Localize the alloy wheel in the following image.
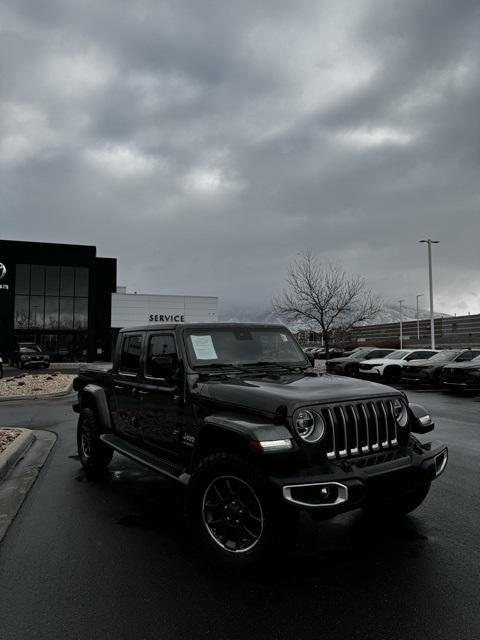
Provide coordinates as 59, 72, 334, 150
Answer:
202, 475, 264, 553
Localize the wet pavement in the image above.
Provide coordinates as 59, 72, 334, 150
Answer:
0, 389, 479, 639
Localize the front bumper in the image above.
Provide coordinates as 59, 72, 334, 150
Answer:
21, 359, 49, 367
442, 376, 480, 391
358, 369, 383, 380
402, 370, 433, 384
269, 440, 447, 516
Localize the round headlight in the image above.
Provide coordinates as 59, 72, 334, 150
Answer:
294, 410, 325, 443
392, 398, 408, 427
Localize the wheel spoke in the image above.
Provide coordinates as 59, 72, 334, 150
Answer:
225, 478, 235, 497
212, 484, 225, 502
240, 523, 256, 540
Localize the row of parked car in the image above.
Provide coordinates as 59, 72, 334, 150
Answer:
314, 345, 480, 391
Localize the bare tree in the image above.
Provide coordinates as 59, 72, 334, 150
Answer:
273, 251, 383, 354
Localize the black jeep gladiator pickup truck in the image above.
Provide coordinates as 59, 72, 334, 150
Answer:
73, 323, 448, 566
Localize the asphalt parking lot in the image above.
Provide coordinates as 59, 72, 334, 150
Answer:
0, 388, 479, 640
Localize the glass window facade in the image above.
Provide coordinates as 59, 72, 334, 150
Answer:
13, 263, 89, 330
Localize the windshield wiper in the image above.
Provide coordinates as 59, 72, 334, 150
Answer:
195, 362, 250, 374
241, 361, 306, 372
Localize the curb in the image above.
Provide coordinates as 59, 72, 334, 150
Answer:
0, 380, 75, 404
0, 429, 35, 481
0, 430, 57, 544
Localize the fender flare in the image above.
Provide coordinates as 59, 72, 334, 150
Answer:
80, 384, 112, 432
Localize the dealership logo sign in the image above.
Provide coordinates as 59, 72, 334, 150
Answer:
0, 263, 8, 290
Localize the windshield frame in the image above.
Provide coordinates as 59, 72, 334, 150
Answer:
182, 326, 309, 370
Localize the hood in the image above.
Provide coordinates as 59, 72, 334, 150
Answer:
192, 373, 399, 416
360, 357, 395, 366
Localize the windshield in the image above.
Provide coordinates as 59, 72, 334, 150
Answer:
428, 350, 462, 362
185, 327, 308, 367
19, 344, 41, 353
385, 350, 410, 360
347, 348, 371, 359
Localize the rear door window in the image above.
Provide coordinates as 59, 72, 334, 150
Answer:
119, 334, 143, 374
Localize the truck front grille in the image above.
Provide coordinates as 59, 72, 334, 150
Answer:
318, 399, 400, 460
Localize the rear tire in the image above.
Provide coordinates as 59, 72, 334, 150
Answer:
188, 453, 298, 568
362, 482, 431, 518
77, 407, 113, 471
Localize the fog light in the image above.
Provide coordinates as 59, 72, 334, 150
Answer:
435, 450, 448, 477
282, 482, 348, 507
419, 415, 432, 426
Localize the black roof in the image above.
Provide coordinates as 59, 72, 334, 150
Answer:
119, 322, 287, 333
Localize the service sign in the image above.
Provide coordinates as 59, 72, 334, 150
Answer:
148, 314, 185, 322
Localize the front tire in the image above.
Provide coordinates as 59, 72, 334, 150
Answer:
188, 453, 298, 568
77, 407, 113, 471
362, 482, 431, 518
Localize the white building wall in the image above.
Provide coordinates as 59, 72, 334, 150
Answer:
111, 293, 218, 328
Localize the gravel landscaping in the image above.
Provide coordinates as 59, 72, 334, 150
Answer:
0, 429, 20, 454
0, 373, 74, 398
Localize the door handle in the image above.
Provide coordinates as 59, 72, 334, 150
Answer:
114, 385, 123, 391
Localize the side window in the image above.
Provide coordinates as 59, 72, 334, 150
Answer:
119, 334, 142, 374
146, 334, 177, 378
456, 351, 473, 362
413, 351, 434, 360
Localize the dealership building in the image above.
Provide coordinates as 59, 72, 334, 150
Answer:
0, 239, 218, 362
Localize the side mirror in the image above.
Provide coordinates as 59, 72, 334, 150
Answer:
409, 402, 434, 433
150, 355, 176, 379
307, 353, 315, 366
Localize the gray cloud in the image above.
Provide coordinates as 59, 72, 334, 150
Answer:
1, 0, 480, 317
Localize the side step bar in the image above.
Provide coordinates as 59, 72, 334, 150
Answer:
100, 434, 190, 485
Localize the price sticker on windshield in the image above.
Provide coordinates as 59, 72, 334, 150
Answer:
190, 335, 218, 360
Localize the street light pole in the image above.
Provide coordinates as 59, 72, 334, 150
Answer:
416, 293, 424, 341
398, 299, 404, 349
419, 239, 440, 350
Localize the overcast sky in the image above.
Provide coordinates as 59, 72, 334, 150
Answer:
2, 0, 480, 316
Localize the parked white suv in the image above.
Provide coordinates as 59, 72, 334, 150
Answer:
358, 349, 437, 384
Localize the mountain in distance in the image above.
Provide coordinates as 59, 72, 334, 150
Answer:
218, 302, 450, 329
